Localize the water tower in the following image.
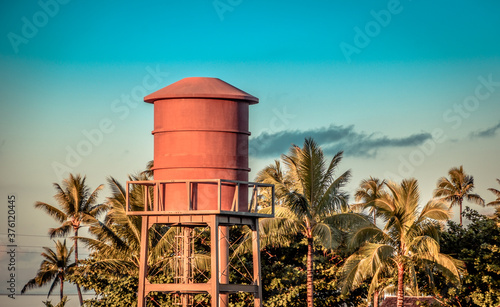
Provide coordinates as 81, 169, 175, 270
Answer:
126, 77, 274, 307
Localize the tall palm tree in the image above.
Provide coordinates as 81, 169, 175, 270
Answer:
256, 137, 355, 307
22, 240, 75, 301
342, 178, 464, 307
353, 177, 387, 307
34, 174, 106, 305
486, 178, 500, 207
433, 165, 484, 225
354, 177, 386, 224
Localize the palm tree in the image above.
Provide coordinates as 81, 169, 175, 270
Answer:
354, 177, 386, 224
22, 240, 75, 301
79, 174, 210, 282
341, 178, 464, 307
486, 178, 500, 207
256, 137, 354, 307
433, 165, 485, 225
80, 174, 167, 275
353, 177, 387, 307
34, 174, 106, 305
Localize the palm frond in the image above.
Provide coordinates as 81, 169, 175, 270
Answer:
426, 253, 465, 285
83, 183, 104, 211
82, 257, 137, 276
52, 182, 72, 213
341, 254, 366, 294
21, 277, 40, 294
142, 160, 154, 178
316, 169, 351, 216
312, 222, 341, 250
285, 191, 312, 220
34, 202, 67, 223
341, 243, 394, 293
46, 276, 61, 298
407, 235, 440, 259
486, 180, 500, 206
324, 212, 372, 231
417, 199, 451, 222
349, 225, 388, 250
78, 236, 130, 259
466, 193, 485, 206
487, 178, 500, 202
258, 206, 303, 249
49, 223, 72, 239
255, 160, 291, 200
322, 151, 345, 190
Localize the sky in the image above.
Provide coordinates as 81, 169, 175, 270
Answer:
1, 0, 500, 306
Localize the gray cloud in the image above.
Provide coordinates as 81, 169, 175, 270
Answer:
470, 121, 500, 139
249, 124, 432, 158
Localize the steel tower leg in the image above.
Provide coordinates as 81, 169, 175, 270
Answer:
253, 219, 262, 307
138, 216, 149, 307
210, 216, 220, 307
219, 226, 229, 307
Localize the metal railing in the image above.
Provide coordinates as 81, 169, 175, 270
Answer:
125, 179, 274, 217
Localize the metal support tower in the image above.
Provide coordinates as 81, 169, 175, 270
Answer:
127, 179, 274, 307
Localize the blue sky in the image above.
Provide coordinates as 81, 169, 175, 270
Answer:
1, 0, 500, 305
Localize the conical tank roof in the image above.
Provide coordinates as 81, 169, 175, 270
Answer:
144, 77, 259, 104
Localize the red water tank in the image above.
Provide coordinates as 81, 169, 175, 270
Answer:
144, 77, 258, 212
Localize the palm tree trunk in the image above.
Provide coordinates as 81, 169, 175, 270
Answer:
397, 262, 404, 307
307, 236, 314, 307
459, 198, 463, 226
373, 290, 379, 307
60, 275, 64, 301
74, 228, 83, 306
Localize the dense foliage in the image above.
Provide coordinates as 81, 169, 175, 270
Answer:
342, 178, 463, 307
437, 207, 500, 307
256, 138, 356, 307
259, 236, 367, 307
24, 140, 500, 307
212, 233, 367, 307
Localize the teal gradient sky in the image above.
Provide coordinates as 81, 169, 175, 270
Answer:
1, 1, 500, 305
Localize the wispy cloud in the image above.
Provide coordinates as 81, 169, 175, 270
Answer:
470, 121, 500, 139
249, 124, 432, 158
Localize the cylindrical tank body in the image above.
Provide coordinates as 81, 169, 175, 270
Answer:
145, 77, 258, 211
